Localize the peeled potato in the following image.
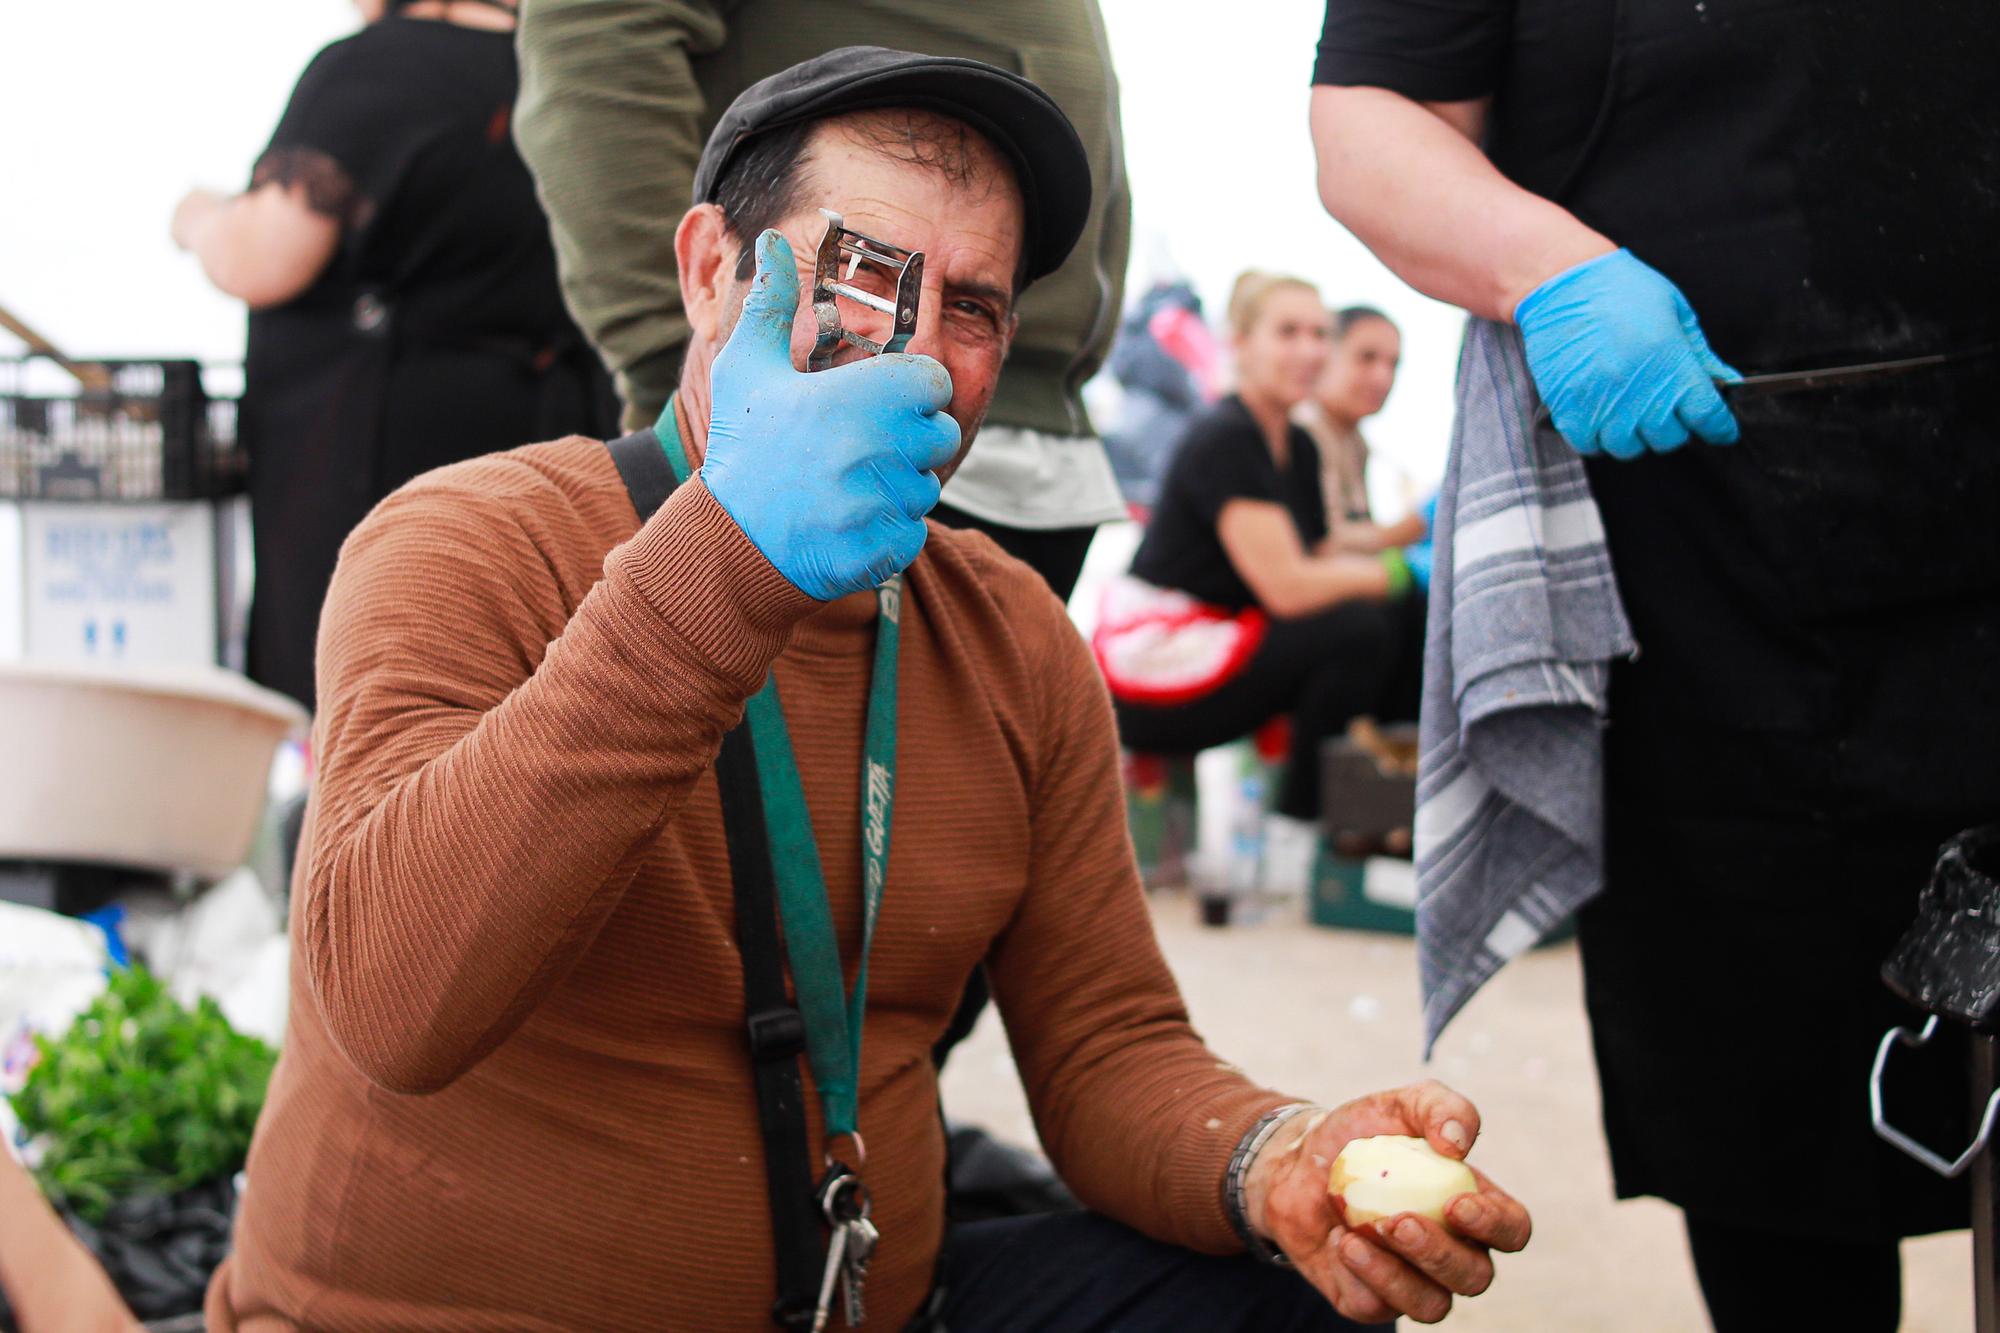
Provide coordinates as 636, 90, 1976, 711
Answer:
1327, 1134, 1477, 1229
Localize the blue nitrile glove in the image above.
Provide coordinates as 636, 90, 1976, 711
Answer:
1515, 248, 1741, 460
1403, 541, 1433, 593
700, 229, 960, 600
1399, 494, 1437, 591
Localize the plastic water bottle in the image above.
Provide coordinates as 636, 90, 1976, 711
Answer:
1196, 750, 1268, 928
1229, 769, 1266, 896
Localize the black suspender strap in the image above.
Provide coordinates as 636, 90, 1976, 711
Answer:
603, 431, 821, 1329
717, 723, 821, 1329
605, 427, 680, 527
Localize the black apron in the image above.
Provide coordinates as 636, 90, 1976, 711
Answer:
1502, 0, 2000, 1235
242, 19, 619, 713
243, 261, 617, 714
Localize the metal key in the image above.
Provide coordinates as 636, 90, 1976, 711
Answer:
812, 1169, 870, 1331
840, 1215, 879, 1327
811, 1221, 849, 1333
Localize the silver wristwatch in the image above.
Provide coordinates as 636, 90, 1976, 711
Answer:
1223, 1103, 1315, 1267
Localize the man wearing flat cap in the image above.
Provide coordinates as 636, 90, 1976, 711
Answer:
207, 50, 1530, 1332
514, 0, 1134, 604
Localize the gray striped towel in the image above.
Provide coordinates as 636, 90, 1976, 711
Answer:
1413, 318, 1635, 1054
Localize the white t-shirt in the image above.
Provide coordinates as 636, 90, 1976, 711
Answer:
942, 427, 1129, 530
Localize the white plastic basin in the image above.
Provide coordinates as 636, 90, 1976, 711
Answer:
0, 661, 307, 878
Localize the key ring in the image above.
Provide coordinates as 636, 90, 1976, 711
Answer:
825, 1131, 867, 1173
814, 1163, 872, 1229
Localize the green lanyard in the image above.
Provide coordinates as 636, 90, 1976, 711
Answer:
656, 403, 898, 1151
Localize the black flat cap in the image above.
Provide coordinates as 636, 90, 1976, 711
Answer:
691, 45, 1093, 287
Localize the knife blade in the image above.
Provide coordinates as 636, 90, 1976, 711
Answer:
1530, 344, 1994, 426
1724, 348, 1989, 398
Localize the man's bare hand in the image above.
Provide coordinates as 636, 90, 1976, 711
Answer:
1242, 1082, 1531, 1325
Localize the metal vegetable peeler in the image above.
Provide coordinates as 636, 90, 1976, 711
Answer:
808, 209, 925, 371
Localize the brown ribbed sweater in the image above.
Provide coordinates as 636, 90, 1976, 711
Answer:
206, 436, 1291, 1331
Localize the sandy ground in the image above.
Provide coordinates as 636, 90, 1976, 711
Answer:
938, 892, 1975, 1332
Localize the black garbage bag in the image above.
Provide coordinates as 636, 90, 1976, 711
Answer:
76, 1174, 235, 1319
0, 1174, 236, 1329
1884, 824, 2000, 1030
944, 1123, 1078, 1224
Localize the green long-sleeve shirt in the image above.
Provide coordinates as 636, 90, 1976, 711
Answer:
515, 0, 1131, 437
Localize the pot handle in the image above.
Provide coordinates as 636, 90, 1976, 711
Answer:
1870, 1015, 2000, 1178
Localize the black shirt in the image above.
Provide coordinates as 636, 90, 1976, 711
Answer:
1314, 0, 2000, 372
1130, 396, 1328, 612
242, 17, 615, 710
251, 17, 581, 351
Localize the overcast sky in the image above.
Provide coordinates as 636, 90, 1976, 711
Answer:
0, 0, 1460, 499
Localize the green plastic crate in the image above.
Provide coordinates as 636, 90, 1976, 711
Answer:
1124, 752, 1199, 889
1309, 851, 1577, 945
1308, 852, 1417, 935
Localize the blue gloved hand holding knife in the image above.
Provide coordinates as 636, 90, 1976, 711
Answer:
1515, 247, 1741, 460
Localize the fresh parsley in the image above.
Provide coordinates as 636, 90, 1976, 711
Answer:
8, 966, 276, 1222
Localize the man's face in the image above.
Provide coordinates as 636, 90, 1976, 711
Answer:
712, 118, 1026, 481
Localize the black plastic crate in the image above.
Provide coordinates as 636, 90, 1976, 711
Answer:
0, 357, 245, 501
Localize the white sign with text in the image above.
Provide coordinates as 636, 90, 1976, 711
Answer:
18, 502, 217, 665
0, 505, 22, 659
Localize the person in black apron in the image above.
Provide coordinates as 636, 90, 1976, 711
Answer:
1310, 2, 2000, 1327
176, 0, 618, 713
